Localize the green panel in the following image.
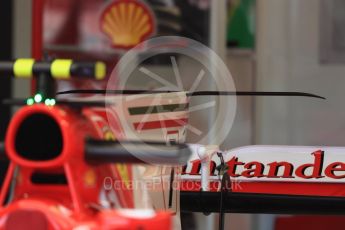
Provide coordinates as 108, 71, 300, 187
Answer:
227, 0, 255, 49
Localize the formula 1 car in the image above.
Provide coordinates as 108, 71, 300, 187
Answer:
0, 59, 192, 229
0, 58, 340, 230
61, 87, 344, 230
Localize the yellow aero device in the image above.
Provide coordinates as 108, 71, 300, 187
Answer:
50, 59, 73, 79
13, 59, 35, 78
0, 59, 106, 80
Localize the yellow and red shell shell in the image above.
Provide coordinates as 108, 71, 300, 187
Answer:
100, 0, 156, 49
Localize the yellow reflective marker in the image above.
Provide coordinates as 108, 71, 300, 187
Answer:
95, 61, 106, 80
51, 59, 72, 79
13, 59, 35, 78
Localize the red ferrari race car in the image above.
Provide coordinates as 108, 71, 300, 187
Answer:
0, 59, 192, 229
0, 58, 341, 230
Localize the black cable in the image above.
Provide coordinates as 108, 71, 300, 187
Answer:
217, 152, 231, 230
56, 89, 325, 99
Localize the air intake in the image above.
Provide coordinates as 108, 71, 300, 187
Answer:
15, 113, 63, 161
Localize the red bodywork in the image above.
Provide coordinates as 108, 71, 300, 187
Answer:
0, 104, 172, 229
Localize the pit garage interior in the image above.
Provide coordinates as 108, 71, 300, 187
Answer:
1, 0, 345, 229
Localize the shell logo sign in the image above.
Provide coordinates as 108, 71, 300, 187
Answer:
100, 0, 156, 49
